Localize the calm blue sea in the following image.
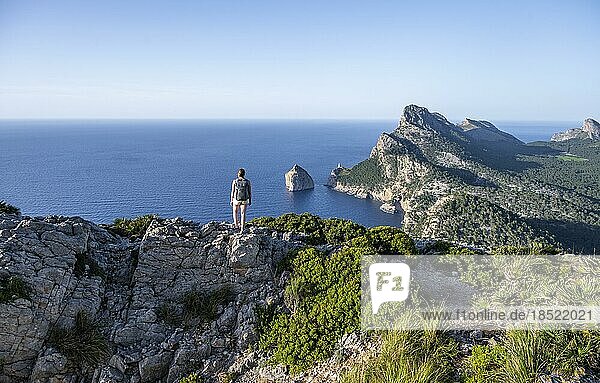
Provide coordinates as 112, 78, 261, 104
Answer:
0, 119, 577, 227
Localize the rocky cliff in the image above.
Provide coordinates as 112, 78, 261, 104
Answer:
328, 105, 600, 251
285, 165, 314, 192
458, 118, 524, 145
551, 118, 600, 141
0, 213, 300, 383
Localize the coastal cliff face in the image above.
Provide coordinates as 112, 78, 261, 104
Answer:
551, 118, 600, 141
329, 105, 600, 251
0, 213, 299, 383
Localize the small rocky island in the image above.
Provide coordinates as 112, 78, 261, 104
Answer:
285, 164, 314, 191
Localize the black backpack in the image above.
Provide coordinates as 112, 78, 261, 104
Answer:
234, 179, 250, 201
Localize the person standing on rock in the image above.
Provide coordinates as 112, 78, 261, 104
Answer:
231, 168, 252, 233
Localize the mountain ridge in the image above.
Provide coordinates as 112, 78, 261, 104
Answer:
330, 105, 600, 252
551, 118, 600, 142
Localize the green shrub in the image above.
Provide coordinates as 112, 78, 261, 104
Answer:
157, 286, 234, 328
342, 329, 458, 383
249, 213, 322, 243
182, 286, 233, 325
47, 310, 110, 368
178, 372, 200, 383
259, 246, 365, 372
423, 240, 480, 255
256, 301, 280, 336
110, 214, 159, 238
256, 219, 416, 372
0, 200, 20, 215
492, 243, 561, 255
249, 213, 366, 245
350, 226, 416, 255
0, 275, 31, 303
156, 301, 181, 327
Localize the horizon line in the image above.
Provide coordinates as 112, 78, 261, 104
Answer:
0, 117, 584, 124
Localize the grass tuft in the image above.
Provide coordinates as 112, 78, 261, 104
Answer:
157, 285, 234, 328
47, 310, 110, 368
464, 329, 600, 383
342, 329, 458, 383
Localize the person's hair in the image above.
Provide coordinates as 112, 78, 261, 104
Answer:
237, 168, 245, 178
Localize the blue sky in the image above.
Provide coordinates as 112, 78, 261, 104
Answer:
0, 0, 598, 120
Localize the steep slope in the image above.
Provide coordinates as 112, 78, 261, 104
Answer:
551, 118, 600, 141
329, 105, 600, 251
458, 118, 524, 145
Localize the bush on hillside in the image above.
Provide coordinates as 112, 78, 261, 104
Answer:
259, 246, 365, 371
350, 226, 417, 255
110, 214, 160, 238
156, 285, 234, 328
342, 329, 458, 383
249, 213, 366, 245
0, 201, 20, 215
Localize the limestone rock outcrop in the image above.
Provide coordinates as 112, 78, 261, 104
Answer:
379, 202, 397, 214
458, 118, 523, 145
551, 118, 600, 141
285, 164, 314, 192
0, 214, 300, 383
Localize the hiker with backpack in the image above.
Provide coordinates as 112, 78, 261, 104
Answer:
231, 168, 252, 233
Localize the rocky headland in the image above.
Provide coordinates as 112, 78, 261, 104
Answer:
551, 118, 600, 142
327, 105, 600, 252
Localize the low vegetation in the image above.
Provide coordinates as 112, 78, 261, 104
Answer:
110, 214, 160, 238
177, 372, 200, 383
47, 310, 110, 368
257, 214, 416, 372
250, 212, 367, 245
336, 157, 386, 187
418, 193, 555, 250
259, 246, 364, 371
465, 330, 600, 383
343, 329, 458, 383
157, 285, 234, 328
253, 213, 598, 381
0, 274, 31, 303
0, 200, 20, 215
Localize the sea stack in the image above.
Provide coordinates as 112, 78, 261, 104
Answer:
285, 164, 314, 191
